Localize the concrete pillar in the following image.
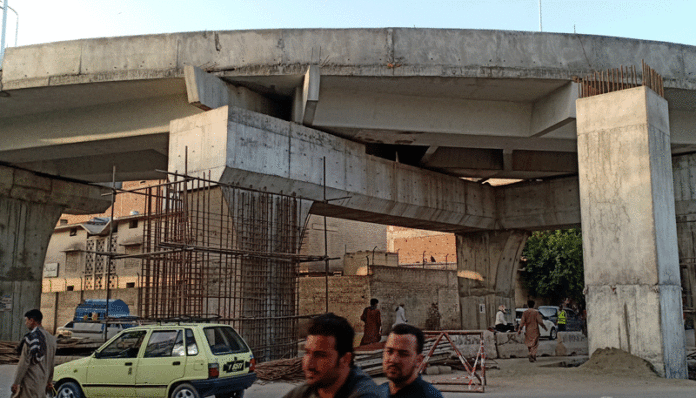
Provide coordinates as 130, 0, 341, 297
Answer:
0, 165, 110, 341
672, 152, 696, 330
576, 86, 687, 378
456, 230, 529, 330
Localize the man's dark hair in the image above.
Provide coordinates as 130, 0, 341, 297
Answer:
370, 298, 379, 306
527, 300, 535, 308
308, 313, 354, 358
24, 309, 43, 324
391, 323, 425, 354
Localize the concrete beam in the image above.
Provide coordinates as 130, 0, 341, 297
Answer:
302, 65, 320, 125
183, 65, 279, 115
496, 177, 582, 230
169, 106, 497, 233
530, 82, 578, 137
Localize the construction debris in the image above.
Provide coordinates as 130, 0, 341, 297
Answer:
255, 357, 304, 382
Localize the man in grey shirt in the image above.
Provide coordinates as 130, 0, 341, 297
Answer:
12, 309, 56, 398
284, 313, 379, 398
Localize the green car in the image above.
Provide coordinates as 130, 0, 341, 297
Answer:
53, 323, 256, 398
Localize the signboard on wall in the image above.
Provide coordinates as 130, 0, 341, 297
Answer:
43, 263, 59, 278
0, 294, 12, 312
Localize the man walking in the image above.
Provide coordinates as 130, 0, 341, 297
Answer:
284, 313, 380, 398
11, 309, 57, 398
380, 324, 443, 397
392, 304, 407, 329
517, 300, 547, 362
360, 299, 382, 346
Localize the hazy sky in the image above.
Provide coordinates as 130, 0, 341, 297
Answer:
1, 0, 695, 48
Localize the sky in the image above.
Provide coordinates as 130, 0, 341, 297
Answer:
0, 0, 695, 49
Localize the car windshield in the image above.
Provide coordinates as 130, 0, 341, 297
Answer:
98, 330, 147, 359
538, 308, 557, 318
204, 326, 248, 355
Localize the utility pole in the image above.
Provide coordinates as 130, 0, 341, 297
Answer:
539, 0, 542, 32
1, 0, 8, 62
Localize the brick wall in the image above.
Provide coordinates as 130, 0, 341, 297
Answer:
387, 227, 456, 265
371, 266, 460, 331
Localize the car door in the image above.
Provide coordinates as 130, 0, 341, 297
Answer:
135, 329, 187, 398
83, 329, 147, 398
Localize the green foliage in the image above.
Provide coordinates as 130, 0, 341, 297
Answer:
521, 229, 584, 305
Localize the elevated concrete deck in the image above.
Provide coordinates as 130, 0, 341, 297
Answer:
2, 29, 696, 182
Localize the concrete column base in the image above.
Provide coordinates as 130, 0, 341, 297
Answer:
586, 284, 685, 376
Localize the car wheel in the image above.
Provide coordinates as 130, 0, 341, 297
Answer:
550, 327, 557, 340
57, 382, 84, 398
171, 383, 201, 398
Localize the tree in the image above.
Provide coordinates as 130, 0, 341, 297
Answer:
521, 229, 584, 305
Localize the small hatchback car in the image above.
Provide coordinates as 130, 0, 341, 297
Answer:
53, 323, 256, 398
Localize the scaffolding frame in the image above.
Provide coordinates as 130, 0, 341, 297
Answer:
105, 171, 321, 361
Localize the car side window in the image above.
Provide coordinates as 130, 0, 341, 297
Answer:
185, 329, 199, 356
98, 330, 147, 359
144, 330, 185, 358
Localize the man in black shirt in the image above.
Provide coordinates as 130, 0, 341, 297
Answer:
283, 313, 379, 398
379, 324, 443, 398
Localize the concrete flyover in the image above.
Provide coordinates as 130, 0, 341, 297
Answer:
1, 29, 696, 377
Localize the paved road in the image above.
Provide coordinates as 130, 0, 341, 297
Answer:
2, 357, 695, 398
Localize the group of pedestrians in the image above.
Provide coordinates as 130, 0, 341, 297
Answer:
284, 312, 444, 398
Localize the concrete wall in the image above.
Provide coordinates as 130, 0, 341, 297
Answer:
370, 266, 460, 331
298, 265, 460, 337
298, 275, 371, 338
344, 251, 398, 276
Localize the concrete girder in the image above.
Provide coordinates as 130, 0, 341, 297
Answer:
184, 65, 281, 116
0, 92, 200, 182
169, 106, 498, 233
169, 105, 586, 233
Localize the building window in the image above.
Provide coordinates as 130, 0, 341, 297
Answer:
69, 228, 78, 236
126, 282, 135, 288
129, 220, 138, 229
59, 219, 68, 225
66, 285, 75, 291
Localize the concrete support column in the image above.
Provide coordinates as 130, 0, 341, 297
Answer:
456, 230, 530, 330
0, 165, 110, 341
673, 153, 696, 330
576, 86, 687, 378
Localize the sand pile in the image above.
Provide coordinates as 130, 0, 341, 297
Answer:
580, 347, 657, 377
